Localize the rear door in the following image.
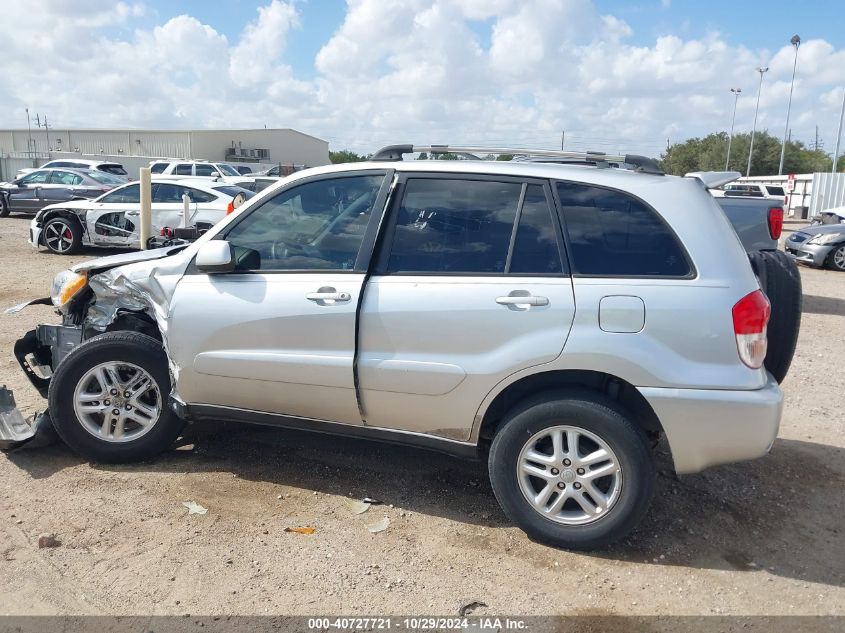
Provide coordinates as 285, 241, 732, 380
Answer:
43, 170, 83, 204
357, 174, 576, 440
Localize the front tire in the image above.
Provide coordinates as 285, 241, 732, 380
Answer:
0, 194, 9, 217
43, 216, 82, 254
826, 244, 845, 272
48, 332, 184, 463
488, 391, 655, 550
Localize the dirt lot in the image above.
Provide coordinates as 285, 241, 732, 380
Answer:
0, 215, 842, 617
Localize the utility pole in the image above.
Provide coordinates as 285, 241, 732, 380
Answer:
747, 66, 769, 177
778, 35, 801, 175
726, 87, 742, 170
25, 108, 33, 157
833, 89, 845, 174
560, 130, 565, 151
814, 125, 819, 151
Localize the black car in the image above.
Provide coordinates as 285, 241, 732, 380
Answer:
0, 168, 125, 217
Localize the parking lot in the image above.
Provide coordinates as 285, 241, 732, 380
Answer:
0, 214, 843, 616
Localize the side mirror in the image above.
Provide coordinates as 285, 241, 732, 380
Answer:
196, 240, 235, 273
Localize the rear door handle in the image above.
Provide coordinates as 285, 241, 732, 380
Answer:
496, 295, 549, 306
306, 289, 351, 304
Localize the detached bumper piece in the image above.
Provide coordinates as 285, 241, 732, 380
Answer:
14, 325, 82, 398
0, 387, 57, 451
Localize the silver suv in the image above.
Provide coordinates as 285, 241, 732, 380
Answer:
13, 145, 783, 549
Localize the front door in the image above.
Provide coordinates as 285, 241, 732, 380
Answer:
9, 170, 49, 213
85, 183, 141, 246
168, 171, 391, 424
357, 175, 576, 441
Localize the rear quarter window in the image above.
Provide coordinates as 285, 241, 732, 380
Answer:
555, 181, 691, 277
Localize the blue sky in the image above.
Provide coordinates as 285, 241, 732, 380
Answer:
3, 1, 844, 154
137, 0, 845, 77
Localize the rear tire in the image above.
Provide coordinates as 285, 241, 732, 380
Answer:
48, 332, 184, 463
826, 244, 845, 272
488, 391, 655, 550
751, 250, 802, 383
43, 216, 82, 254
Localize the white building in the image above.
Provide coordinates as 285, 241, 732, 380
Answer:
0, 127, 330, 179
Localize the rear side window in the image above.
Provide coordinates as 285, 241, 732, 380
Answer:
150, 163, 167, 174
556, 181, 690, 277
766, 186, 785, 196
175, 164, 193, 175
186, 188, 215, 203
386, 179, 522, 273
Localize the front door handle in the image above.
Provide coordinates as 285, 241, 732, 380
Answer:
496, 295, 549, 307
306, 287, 351, 305
125, 211, 139, 216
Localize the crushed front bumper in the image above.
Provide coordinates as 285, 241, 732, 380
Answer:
784, 242, 833, 267
14, 325, 83, 399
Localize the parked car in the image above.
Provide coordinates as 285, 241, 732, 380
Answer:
809, 206, 845, 225
254, 164, 305, 177
234, 166, 253, 175
148, 160, 251, 184
16, 159, 129, 179
0, 168, 125, 217
29, 179, 254, 254
785, 224, 845, 271
712, 182, 787, 204
10, 145, 792, 549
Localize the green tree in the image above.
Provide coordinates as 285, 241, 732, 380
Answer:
329, 150, 366, 164
495, 154, 514, 161
661, 130, 832, 176
417, 152, 429, 160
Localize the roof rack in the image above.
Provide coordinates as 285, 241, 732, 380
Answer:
369, 144, 664, 175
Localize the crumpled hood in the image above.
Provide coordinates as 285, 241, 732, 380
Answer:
793, 224, 845, 237
72, 246, 187, 274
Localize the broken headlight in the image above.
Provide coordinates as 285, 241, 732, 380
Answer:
50, 270, 87, 308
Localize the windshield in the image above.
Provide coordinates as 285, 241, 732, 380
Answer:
212, 185, 256, 200
87, 171, 128, 185
217, 164, 240, 176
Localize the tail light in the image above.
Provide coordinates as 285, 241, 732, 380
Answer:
732, 289, 770, 369
768, 206, 784, 239
226, 201, 235, 214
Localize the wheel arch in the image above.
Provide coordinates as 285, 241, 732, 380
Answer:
104, 311, 163, 343
40, 208, 86, 241
474, 369, 663, 445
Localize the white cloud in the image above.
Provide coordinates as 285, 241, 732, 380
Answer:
1, 0, 844, 157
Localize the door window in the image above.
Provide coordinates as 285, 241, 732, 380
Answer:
556, 181, 691, 277
150, 163, 167, 174
385, 178, 522, 274
19, 171, 49, 184
152, 183, 187, 203
175, 164, 193, 175
195, 164, 215, 177
49, 170, 84, 185
224, 175, 384, 271
509, 185, 563, 274
100, 183, 140, 204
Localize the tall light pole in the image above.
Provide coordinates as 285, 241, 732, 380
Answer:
778, 35, 801, 175
25, 108, 33, 157
833, 88, 845, 174
747, 66, 768, 177
726, 87, 742, 170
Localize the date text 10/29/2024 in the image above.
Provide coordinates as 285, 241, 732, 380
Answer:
307, 617, 528, 630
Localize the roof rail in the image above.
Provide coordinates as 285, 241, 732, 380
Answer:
369, 144, 664, 175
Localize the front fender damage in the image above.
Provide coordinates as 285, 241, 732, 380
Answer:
83, 255, 187, 401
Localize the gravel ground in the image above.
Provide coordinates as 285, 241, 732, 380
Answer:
0, 215, 842, 617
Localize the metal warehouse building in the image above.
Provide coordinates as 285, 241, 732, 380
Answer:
0, 127, 330, 180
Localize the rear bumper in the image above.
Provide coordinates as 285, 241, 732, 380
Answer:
784, 242, 832, 267
638, 373, 783, 474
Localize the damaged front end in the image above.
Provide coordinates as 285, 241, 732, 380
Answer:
7, 246, 190, 412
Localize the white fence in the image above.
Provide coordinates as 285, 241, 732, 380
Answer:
809, 172, 845, 216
